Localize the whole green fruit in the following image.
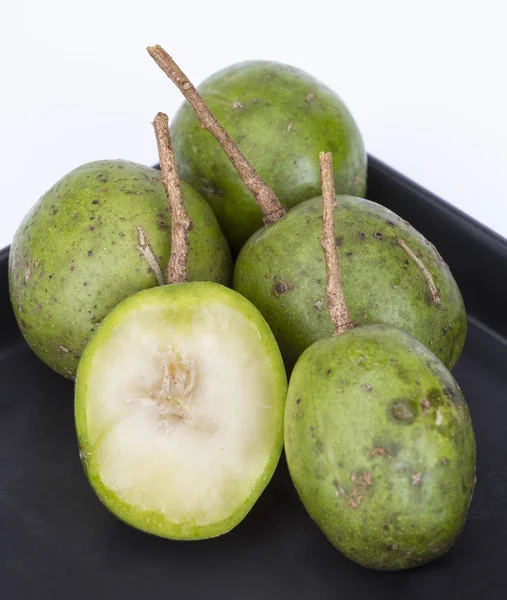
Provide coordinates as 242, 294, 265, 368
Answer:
234, 196, 466, 371
9, 160, 232, 378
285, 324, 476, 571
170, 61, 366, 251
75, 282, 287, 540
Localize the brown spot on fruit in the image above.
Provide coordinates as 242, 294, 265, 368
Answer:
362, 472, 373, 487
273, 280, 294, 296
370, 447, 392, 460
422, 398, 431, 415
411, 472, 422, 486
88, 226, 95, 232
333, 480, 345, 495
374, 232, 383, 239
306, 92, 315, 103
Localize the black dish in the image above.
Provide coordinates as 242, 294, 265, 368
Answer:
1, 156, 505, 599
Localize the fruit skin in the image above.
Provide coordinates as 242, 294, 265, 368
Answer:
75, 282, 287, 540
8, 160, 233, 379
285, 324, 476, 571
170, 61, 366, 252
234, 195, 466, 371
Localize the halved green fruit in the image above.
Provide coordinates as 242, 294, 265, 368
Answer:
75, 282, 287, 540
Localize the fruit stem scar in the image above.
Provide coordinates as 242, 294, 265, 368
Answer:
153, 112, 193, 284
136, 226, 164, 285
319, 152, 355, 335
397, 239, 441, 305
146, 45, 287, 225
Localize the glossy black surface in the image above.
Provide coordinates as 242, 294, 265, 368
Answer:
1, 157, 505, 598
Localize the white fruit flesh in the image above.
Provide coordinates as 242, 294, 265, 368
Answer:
76, 283, 286, 538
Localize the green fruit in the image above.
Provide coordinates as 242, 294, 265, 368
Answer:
8, 160, 232, 379
75, 282, 287, 540
234, 196, 466, 371
285, 324, 476, 571
171, 61, 366, 251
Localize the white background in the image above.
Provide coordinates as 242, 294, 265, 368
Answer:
0, 0, 506, 248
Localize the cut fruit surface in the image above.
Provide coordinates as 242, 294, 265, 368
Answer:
75, 282, 287, 540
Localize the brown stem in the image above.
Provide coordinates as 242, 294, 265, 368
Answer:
319, 152, 355, 335
398, 239, 440, 305
153, 112, 193, 284
147, 45, 287, 225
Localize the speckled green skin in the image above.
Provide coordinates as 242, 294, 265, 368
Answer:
9, 160, 232, 379
234, 196, 466, 371
170, 61, 366, 252
285, 325, 476, 571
